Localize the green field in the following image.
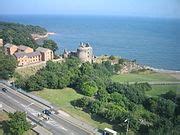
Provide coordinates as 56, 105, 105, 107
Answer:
146, 84, 180, 97
111, 72, 180, 97
112, 73, 179, 83
33, 88, 112, 130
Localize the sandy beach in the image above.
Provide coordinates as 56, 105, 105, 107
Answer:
154, 68, 180, 80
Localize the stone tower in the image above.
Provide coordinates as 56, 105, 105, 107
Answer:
62, 49, 69, 58
77, 42, 93, 63
0, 39, 3, 47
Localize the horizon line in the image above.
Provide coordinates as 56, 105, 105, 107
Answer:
0, 13, 180, 20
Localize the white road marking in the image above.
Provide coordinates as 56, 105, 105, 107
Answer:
27, 103, 34, 107
5, 94, 20, 104
46, 119, 68, 131
20, 103, 39, 116
21, 104, 26, 107
58, 110, 70, 117
26, 107, 39, 116
61, 126, 68, 131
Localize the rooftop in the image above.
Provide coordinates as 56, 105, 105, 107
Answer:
18, 45, 32, 51
14, 51, 41, 58
26, 51, 41, 58
14, 52, 27, 58
79, 42, 91, 48
36, 47, 51, 52
4, 43, 17, 48
104, 128, 117, 134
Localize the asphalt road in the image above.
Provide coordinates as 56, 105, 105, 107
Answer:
0, 84, 91, 135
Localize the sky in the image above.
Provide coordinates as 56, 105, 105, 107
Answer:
0, 0, 180, 18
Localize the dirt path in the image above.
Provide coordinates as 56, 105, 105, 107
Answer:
168, 73, 180, 80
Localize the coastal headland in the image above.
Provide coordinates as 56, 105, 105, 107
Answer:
0, 21, 179, 135
31, 32, 56, 40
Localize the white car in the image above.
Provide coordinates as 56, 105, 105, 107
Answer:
38, 113, 49, 121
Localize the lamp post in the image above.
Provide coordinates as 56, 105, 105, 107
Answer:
124, 119, 129, 135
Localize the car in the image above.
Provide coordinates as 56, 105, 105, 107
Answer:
42, 109, 51, 116
38, 113, 49, 121
2, 88, 7, 92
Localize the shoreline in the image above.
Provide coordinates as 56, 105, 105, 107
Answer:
31, 32, 56, 40
144, 66, 180, 80
95, 55, 180, 74
144, 66, 180, 74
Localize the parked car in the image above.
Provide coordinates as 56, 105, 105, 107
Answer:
42, 109, 52, 116
2, 88, 7, 92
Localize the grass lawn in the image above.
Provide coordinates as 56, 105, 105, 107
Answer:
145, 84, 180, 97
32, 88, 112, 130
112, 72, 179, 83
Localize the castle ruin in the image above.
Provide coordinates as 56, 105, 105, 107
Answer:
63, 42, 93, 63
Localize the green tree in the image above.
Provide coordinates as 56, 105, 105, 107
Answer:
79, 62, 94, 76
80, 81, 98, 96
114, 64, 121, 72
5, 111, 31, 135
89, 100, 103, 114
161, 90, 176, 102
144, 97, 176, 118
0, 22, 46, 49
102, 104, 127, 123
118, 58, 125, 64
42, 71, 59, 89
148, 117, 174, 135
43, 39, 58, 52
0, 49, 17, 79
96, 89, 109, 102
110, 92, 126, 107
26, 74, 45, 91
102, 61, 114, 74
109, 55, 116, 60
71, 97, 91, 109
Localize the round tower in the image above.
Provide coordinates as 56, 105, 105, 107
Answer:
77, 42, 93, 63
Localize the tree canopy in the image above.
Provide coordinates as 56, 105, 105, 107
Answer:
0, 48, 17, 79
0, 21, 48, 49
43, 39, 58, 52
3, 111, 31, 135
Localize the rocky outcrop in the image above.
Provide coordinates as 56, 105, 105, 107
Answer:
119, 61, 144, 74
31, 32, 55, 40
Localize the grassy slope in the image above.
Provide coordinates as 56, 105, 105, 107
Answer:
112, 72, 179, 83
112, 72, 180, 97
15, 63, 45, 78
146, 84, 180, 97
33, 88, 112, 130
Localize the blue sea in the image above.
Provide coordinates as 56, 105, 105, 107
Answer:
0, 15, 180, 70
